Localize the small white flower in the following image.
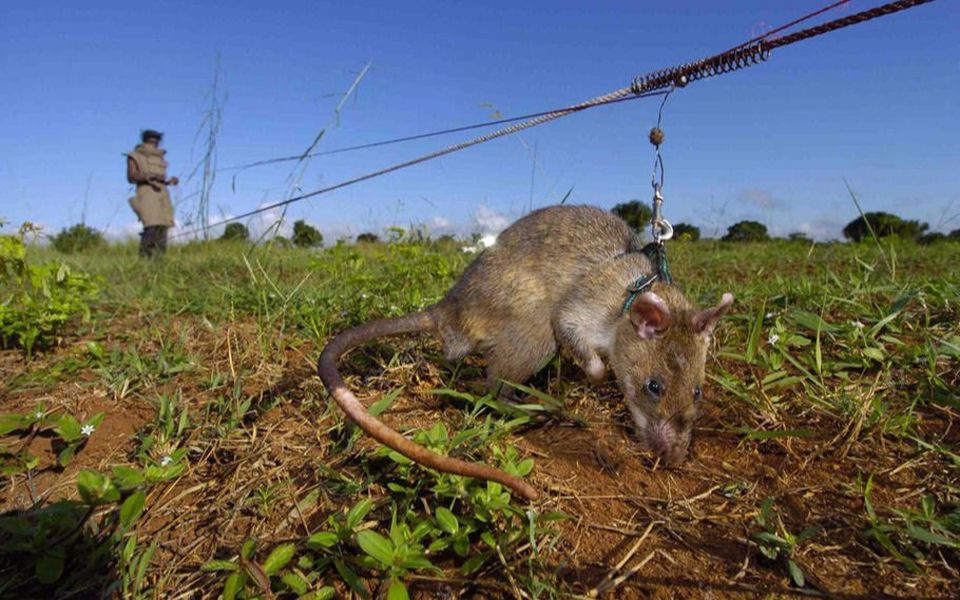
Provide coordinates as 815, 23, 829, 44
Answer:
159, 455, 173, 467
851, 320, 864, 329
360, 293, 368, 299
35, 411, 44, 419
767, 333, 780, 345
81, 424, 96, 437
765, 312, 774, 320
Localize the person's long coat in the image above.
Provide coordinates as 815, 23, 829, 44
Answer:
127, 143, 174, 227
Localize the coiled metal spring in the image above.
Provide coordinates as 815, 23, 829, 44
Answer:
631, 42, 770, 95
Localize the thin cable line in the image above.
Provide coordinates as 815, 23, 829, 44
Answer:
218, 94, 655, 172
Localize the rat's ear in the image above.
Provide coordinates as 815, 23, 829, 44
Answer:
693, 293, 734, 334
629, 291, 671, 339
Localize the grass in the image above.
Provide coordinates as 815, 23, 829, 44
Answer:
1, 234, 958, 598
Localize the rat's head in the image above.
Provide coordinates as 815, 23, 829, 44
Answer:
610, 285, 733, 466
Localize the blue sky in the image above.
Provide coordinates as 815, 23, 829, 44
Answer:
1, 0, 957, 241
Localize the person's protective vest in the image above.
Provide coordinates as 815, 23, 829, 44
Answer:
127, 144, 174, 227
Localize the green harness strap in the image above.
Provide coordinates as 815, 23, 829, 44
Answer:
621, 242, 673, 315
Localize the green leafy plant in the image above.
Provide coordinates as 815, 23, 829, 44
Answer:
0, 472, 147, 595
94, 343, 195, 399
0, 224, 99, 352
203, 538, 337, 600
134, 394, 192, 473
862, 475, 959, 573
354, 508, 441, 599
751, 498, 820, 587
0, 404, 106, 473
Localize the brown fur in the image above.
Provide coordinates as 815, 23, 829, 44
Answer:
318, 205, 733, 500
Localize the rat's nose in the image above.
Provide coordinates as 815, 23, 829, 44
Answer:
646, 421, 686, 466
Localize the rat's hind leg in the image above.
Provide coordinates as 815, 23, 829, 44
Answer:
483, 324, 557, 396
439, 322, 474, 361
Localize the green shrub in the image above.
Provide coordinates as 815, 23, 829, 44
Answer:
51, 223, 105, 254
673, 222, 701, 241
292, 220, 323, 247
220, 223, 249, 242
723, 220, 770, 243
611, 200, 652, 233
842, 212, 928, 242
0, 224, 99, 353
918, 232, 946, 245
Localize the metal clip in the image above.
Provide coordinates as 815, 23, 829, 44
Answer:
653, 218, 674, 242
651, 184, 673, 243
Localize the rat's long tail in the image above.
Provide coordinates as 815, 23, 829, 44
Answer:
317, 310, 540, 501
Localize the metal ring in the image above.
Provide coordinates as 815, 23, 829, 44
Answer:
653, 219, 674, 242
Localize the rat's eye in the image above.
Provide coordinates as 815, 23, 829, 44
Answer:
693, 386, 702, 401
646, 379, 662, 397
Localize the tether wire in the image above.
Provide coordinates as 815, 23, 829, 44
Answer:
172, 0, 937, 240
219, 95, 652, 172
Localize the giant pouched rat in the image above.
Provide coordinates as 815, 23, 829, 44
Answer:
318, 205, 733, 501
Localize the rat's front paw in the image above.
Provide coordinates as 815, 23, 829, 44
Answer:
586, 356, 606, 381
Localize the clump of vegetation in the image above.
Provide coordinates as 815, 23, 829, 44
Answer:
610, 200, 652, 233
751, 497, 821, 587
861, 474, 960, 574
220, 222, 249, 242
842, 211, 928, 242
0, 223, 99, 353
917, 230, 960, 245
202, 388, 559, 599
673, 222, 700, 241
722, 219, 770, 242
1, 402, 106, 474
51, 223, 105, 254
292, 219, 323, 248
356, 232, 380, 243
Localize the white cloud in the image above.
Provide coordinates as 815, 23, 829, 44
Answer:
472, 204, 510, 235
249, 204, 294, 240
793, 218, 846, 241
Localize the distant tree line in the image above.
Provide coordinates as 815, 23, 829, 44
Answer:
610, 201, 959, 244
41, 204, 960, 254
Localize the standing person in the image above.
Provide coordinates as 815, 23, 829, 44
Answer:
127, 129, 178, 257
